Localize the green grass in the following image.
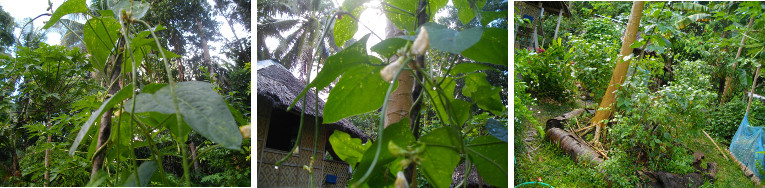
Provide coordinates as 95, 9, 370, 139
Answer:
515, 100, 757, 187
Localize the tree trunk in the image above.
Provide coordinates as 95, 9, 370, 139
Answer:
553, 9, 563, 40
746, 66, 761, 115
173, 38, 185, 82
404, 0, 429, 186
91, 39, 124, 177
383, 16, 411, 128
590, 1, 644, 144
214, 1, 246, 58
196, 17, 214, 83
720, 16, 755, 104
190, 141, 200, 171
44, 116, 51, 187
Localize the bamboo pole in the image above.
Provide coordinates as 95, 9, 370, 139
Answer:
702, 130, 729, 160
746, 66, 761, 115
553, 9, 563, 40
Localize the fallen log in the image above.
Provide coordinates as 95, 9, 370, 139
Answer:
546, 127, 604, 165
546, 108, 586, 130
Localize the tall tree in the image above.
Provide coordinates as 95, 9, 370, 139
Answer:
720, 16, 756, 104
143, 0, 221, 81
257, 0, 338, 81
0, 6, 14, 53
590, 1, 644, 144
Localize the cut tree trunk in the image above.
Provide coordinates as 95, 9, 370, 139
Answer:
589, 1, 644, 144
721, 16, 756, 104
546, 108, 587, 130
546, 128, 604, 165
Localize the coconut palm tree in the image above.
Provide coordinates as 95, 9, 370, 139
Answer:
257, 0, 339, 81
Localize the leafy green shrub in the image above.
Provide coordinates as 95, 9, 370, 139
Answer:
607, 59, 717, 183
515, 39, 576, 101
567, 33, 619, 101
581, 18, 622, 42
707, 97, 765, 141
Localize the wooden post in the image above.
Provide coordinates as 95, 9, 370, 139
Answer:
553, 9, 563, 40
746, 66, 761, 115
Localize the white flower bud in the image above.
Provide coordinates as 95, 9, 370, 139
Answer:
394, 171, 409, 188
411, 27, 429, 55
380, 58, 405, 82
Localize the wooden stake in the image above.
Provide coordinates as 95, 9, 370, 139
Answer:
702, 130, 729, 160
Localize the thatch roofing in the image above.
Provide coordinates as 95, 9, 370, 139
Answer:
451, 162, 494, 188
256, 60, 371, 142
520, 1, 571, 17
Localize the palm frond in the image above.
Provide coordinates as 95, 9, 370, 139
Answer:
672, 2, 710, 13
257, 0, 293, 17
675, 13, 711, 29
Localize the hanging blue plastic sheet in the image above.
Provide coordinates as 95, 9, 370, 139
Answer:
730, 113, 765, 179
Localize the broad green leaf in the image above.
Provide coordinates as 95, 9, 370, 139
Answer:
343, 0, 371, 11
85, 170, 108, 187
382, 0, 417, 31
289, 35, 371, 110
226, 102, 247, 125
350, 119, 414, 187
83, 16, 121, 73
461, 28, 507, 66
329, 131, 371, 169
43, 0, 88, 29
112, 0, 151, 20
450, 99, 471, 126
486, 119, 508, 142
86, 124, 100, 160
121, 161, 157, 187
69, 84, 134, 156
630, 39, 647, 48
426, 77, 457, 125
405, 23, 483, 54
467, 136, 508, 188
334, 8, 364, 47
141, 83, 168, 93
371, 38, 408, 58
420, 127, 461, 188
480, 11, 508, 26
451, 63, 496, 75
454, 0, 486, 25
463, 73, 504, 115
131, 112, 192, 143
124, 81, 242, 150
430, 0, 449, 22
325, 64, 391, 123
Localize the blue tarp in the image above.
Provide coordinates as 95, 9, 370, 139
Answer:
730, 113, 765, 179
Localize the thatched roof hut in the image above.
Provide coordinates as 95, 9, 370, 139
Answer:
256, 60, 370, 141
257, 59, 371, 187
451, 162, 495, 188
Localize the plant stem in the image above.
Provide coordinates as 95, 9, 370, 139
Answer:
354, 57, 412, 187
137, 19, 190, 186
121, 17, 142, 186
465, 147, 507, 176
131, 115, 169, 185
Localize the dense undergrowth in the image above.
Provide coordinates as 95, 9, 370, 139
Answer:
515, 1, 765, 187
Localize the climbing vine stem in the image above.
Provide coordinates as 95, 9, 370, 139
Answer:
136, 19, 190, 186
